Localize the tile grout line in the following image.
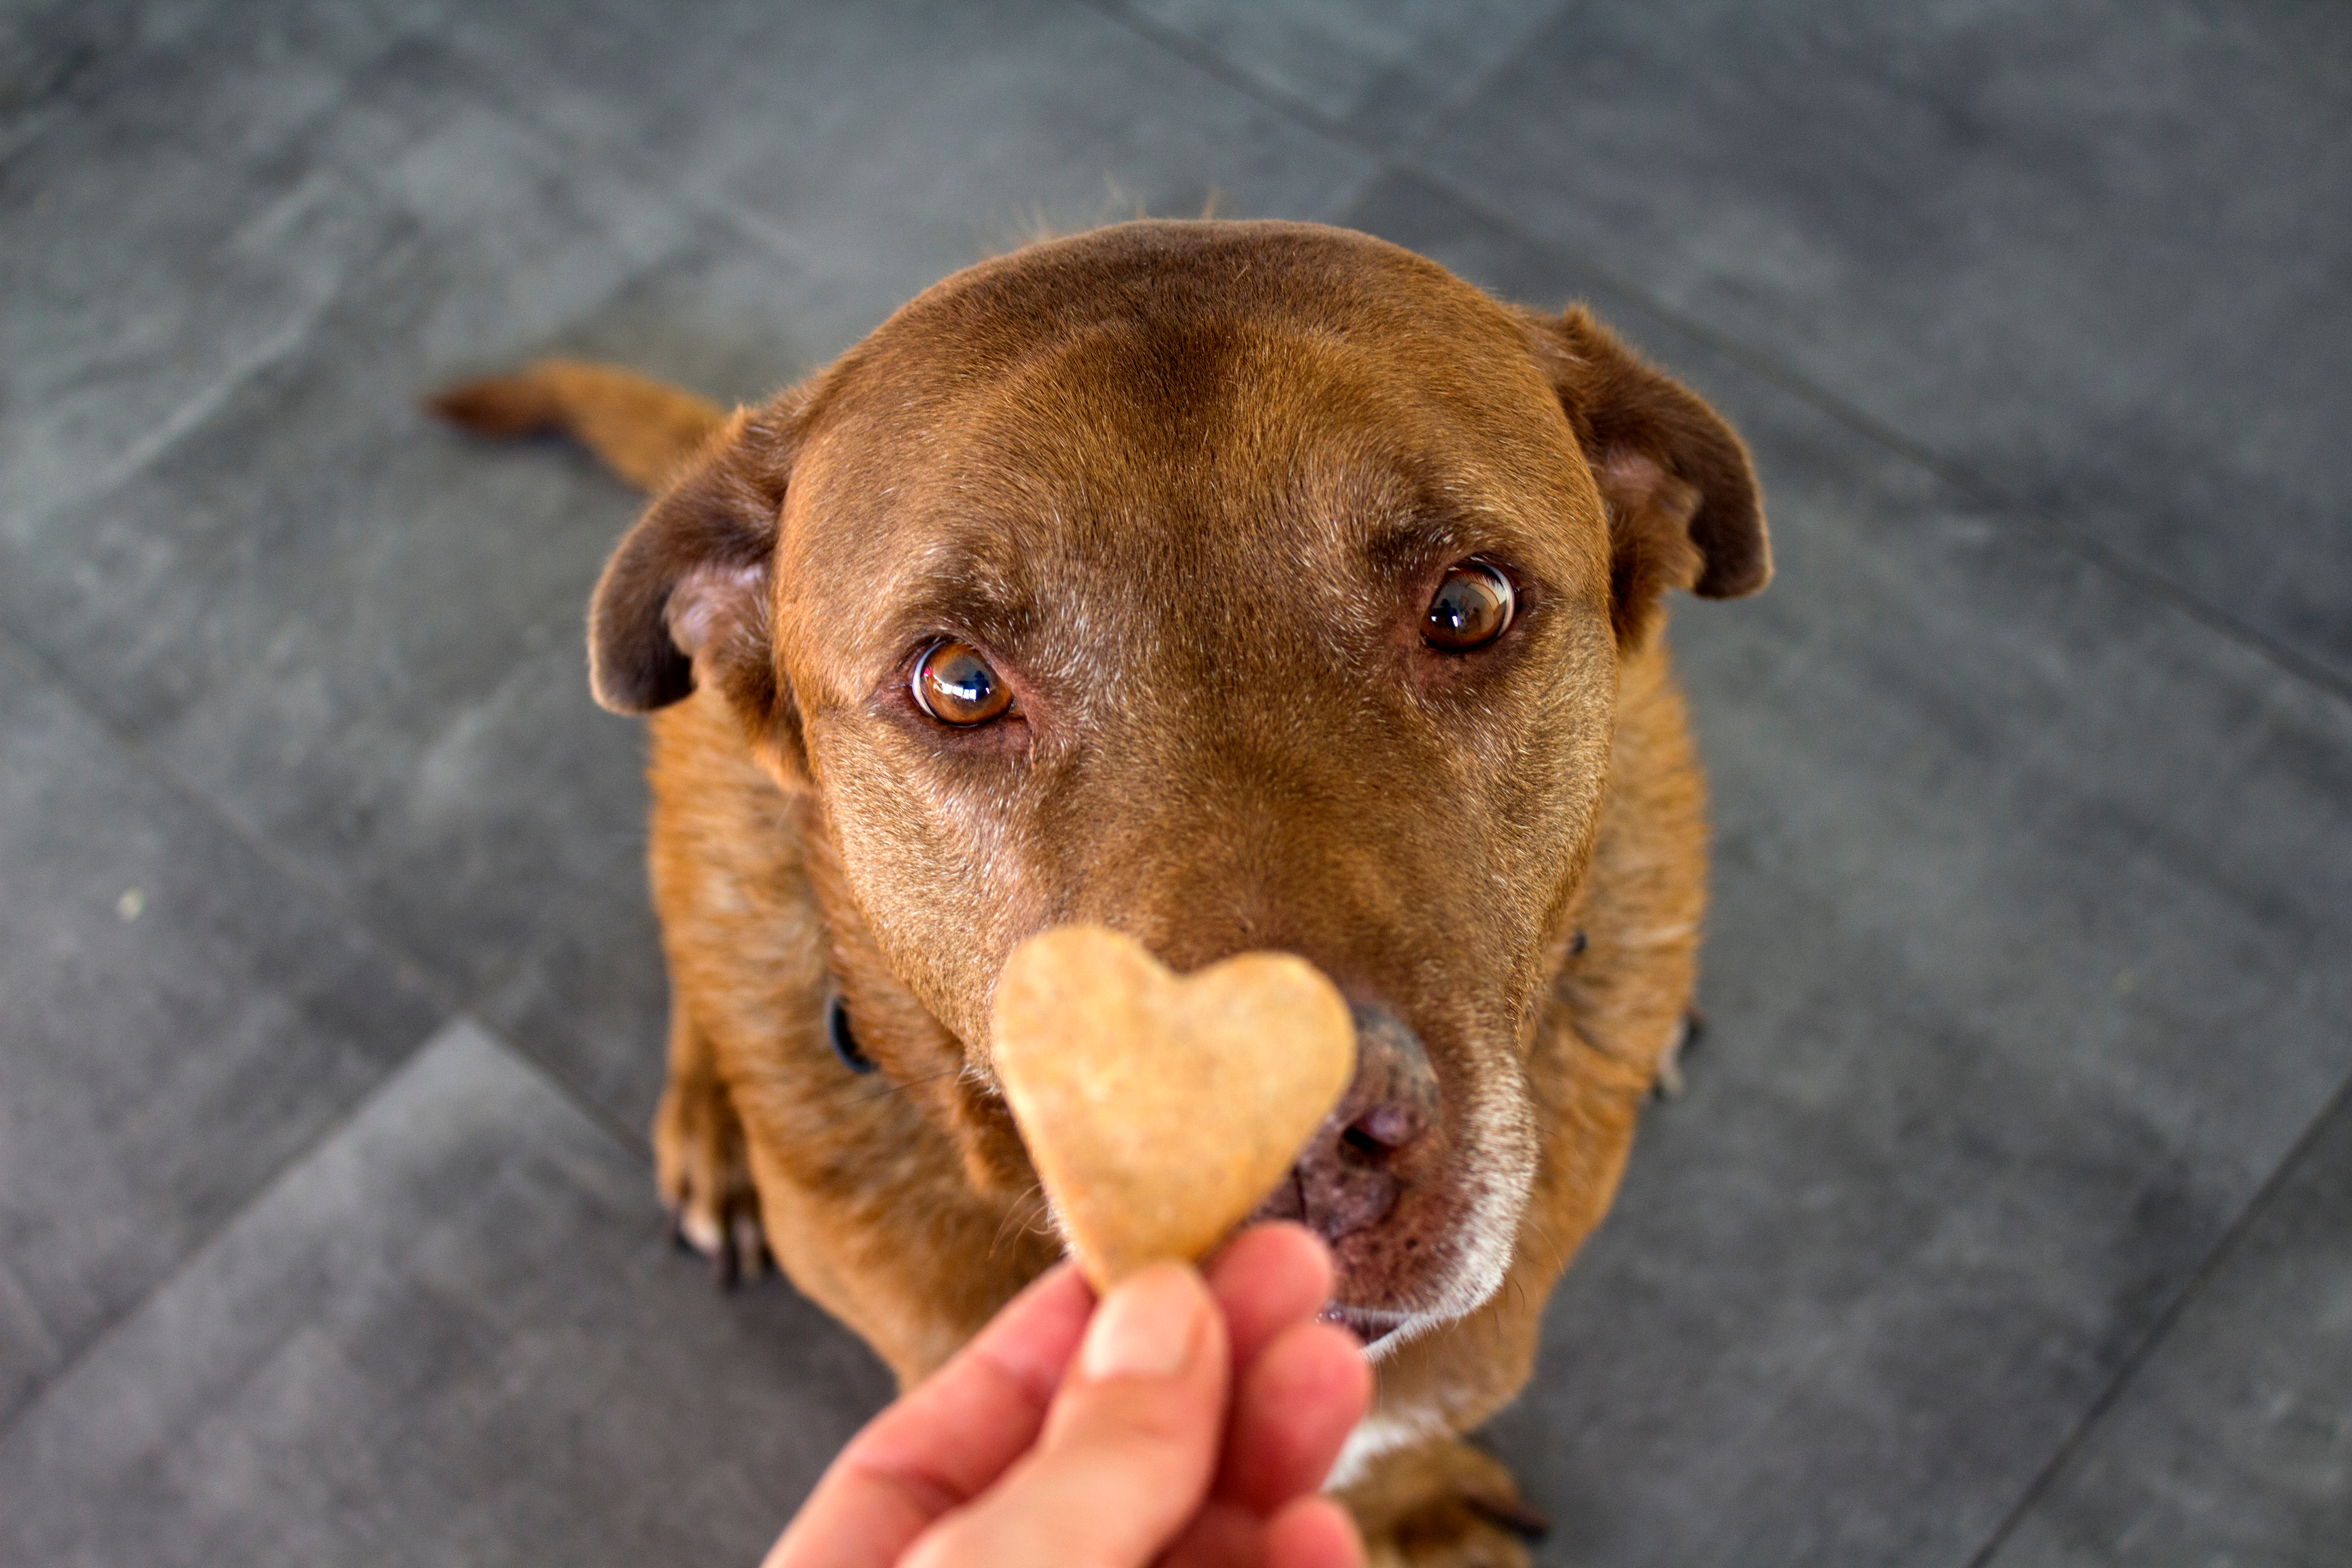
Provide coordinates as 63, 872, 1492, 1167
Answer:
0, 13, 470, 542
0, 996, 644, 1456
0, 624, 459, 1019
0, 37, 714, 1414
0, 35, 693, 1434
1078, 0, 1578, 153
0, 1018, 431, 1456
1068, 0, 1371, 150
1066, 0, 1571, 233
0, 1004, 659, 1457
0, 625, 457, 1452
1390, 0, 1584, 149
1960, 1060, 2352, 1566
1380, 157, 2352, 716
469, 1020, 658, 1165
1076, 0, 2352, 720
0, 1002, 665, 1455
0, 625, 664, 1449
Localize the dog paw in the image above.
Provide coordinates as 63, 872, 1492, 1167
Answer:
1344, 1438, 1546, 1568
653, 1069, 768, 1287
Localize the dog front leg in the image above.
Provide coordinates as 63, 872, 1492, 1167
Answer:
1338, 1436, 1546, 1568
653, 1002, 767, 1286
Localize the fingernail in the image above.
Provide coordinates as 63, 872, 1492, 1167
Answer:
1080, 1264, 1204, 1381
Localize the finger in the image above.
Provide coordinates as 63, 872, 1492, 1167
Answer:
1205, 1223, 1334, 1374
1264, 1495, 1366, 1568
903, 1263, 1228, 1568
1161, 1487, 1366, 1568
764, 1264, 1094, 1568
1159, 1312, 1367, 1568
1215, 1318, 1371, 1514
1155, 1500, 1258, 1568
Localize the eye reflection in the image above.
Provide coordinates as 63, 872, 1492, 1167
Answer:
1423, 561, 1514, 651
913, 640, 1013, 725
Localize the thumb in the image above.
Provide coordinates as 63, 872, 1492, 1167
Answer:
901, 1263, 1230, 1568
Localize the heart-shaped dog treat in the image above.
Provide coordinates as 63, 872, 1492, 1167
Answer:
992, 925, 1356, 1288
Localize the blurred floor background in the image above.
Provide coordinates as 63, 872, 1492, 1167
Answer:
3, 2, 2348, 1563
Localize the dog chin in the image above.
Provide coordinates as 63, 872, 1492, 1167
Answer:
1329, 1093, 1539, 1361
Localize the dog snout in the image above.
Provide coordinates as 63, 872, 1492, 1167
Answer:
1254, 1002, 1442, 1244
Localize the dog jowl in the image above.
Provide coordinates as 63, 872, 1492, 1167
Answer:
435, 218, 1766, 1564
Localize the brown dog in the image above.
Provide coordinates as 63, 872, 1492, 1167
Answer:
434, 219, 1767, 1564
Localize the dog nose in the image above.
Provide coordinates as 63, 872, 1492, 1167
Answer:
1254, 1002, 1440, 1243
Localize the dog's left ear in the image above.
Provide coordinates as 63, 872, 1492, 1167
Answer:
587, 406, 804, 763
1530, 306, 1770, 647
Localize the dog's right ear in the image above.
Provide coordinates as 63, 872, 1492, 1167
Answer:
587, 407, 793, 730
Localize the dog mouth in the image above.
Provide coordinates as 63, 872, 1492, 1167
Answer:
1319, 1302, 1412, 1350
1244, 1000, 1536, 1353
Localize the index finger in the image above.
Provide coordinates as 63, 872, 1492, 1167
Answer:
764, 1264, 1096, 1568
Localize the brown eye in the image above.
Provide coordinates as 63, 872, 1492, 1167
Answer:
913, 640, 1013, 725
1423, 561, 1514, 651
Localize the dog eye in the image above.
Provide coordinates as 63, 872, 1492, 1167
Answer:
913, 640, 1013, 725
1422, 561, 1514, 652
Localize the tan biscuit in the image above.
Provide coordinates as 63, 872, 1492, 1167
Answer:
991, 924, 1356, 1288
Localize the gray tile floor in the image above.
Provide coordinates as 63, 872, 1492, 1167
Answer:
2, 3, 2345, 1563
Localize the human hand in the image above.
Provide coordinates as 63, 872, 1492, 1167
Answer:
763, 1223, 1372, 1568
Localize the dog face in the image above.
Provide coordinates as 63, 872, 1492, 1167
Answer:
589, 221, 1766, 1348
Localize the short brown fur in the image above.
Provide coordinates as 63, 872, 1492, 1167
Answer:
434, 220, 1766, 1564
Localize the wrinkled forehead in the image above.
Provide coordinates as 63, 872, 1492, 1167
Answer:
778, 229, 1603, 670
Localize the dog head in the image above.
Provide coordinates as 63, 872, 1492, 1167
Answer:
588, 221, 1766, 1348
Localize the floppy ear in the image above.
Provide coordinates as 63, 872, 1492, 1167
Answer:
587, 405, 796, 739
1531, 306, 1769, 647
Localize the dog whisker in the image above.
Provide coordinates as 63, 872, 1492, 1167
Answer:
987, 1181, 1055, 1262
841, 1066, 962, 1109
